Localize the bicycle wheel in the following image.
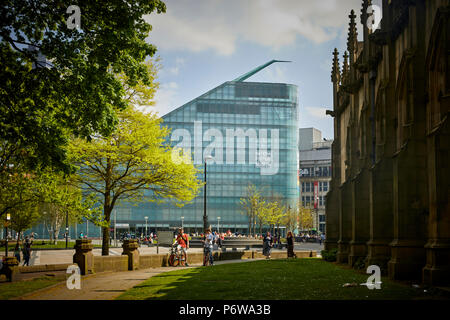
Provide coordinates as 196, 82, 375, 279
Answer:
168, 254, 177, 266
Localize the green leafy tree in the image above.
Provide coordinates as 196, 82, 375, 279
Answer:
0, 169, 46, 219
0, 0, 166, 173
39, 172, 104, 244
9, 192, 40, 250
240, 184, 265, 236
68, 107, 202, 255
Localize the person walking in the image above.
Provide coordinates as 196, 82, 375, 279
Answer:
22, 236, 32, 266
202, 228, 214, 266
286, 231, 296, 258
263, 231, 273, 259
14, 243, 21, 264
176, 228, 190, 266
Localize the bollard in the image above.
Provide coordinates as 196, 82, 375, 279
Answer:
122, 239, 140, 270
0, 257, 19, 282
73, 239, 94, 275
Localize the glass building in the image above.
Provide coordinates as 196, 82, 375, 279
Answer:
28, 61, 299, 239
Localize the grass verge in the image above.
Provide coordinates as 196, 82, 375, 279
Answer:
117, 258, 441, 300
0, 276, 65, 300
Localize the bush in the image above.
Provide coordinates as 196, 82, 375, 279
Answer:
321, 248, 338, 262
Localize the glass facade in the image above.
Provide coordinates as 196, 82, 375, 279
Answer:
134, 80, 299, 233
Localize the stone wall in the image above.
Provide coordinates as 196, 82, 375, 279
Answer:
327, 0, 450, 285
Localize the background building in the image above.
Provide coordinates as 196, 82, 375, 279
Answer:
298, 128, 332, 234
135, 60, 299, 235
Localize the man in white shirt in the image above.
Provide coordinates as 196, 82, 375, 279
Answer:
202, 228, 214, 266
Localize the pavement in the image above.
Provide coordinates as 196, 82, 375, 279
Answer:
13, 259, 263, 300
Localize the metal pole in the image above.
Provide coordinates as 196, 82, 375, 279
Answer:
5, 225, 8, 258
5, 213, 11, 257
114, 210, 117, 247
203, 161, 208, 232
65, 210, 69, 249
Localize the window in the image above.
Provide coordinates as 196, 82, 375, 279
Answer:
305, 182, 311, 193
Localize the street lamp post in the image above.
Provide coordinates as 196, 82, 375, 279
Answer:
114, 210, 117, 247
5, 213, 11, 257
181, 216, 184, 230
203, 155, 213, 232
144, 216, 148, 238
217, 217, 221, 233
65, 210, 69, 249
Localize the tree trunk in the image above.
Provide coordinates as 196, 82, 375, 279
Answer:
101, 205, 112, 256
102, 225, 110, 256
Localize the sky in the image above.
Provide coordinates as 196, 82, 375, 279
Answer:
143, 0, 381, 139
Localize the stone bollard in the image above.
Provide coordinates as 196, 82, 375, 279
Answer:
73, 239, 94, 275
0, 257, 19, 282
122, 239, 140, 270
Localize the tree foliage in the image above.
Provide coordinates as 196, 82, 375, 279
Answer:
38, 172, 104, 244
0, 0, 166, 173
68, 107, 202, 255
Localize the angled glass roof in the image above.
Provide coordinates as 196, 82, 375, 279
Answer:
232, 60, 291, 82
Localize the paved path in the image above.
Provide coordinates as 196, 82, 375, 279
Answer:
14, 259, 261, 300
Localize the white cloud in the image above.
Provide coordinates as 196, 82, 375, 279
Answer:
145, 0, 362, 55
153, 82, 180, 116
305, 106, 329, 119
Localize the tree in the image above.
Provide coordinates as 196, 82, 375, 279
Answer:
68, 107, 202, 255
240, 185, 266, 236
0, 168, 46, 219
38, 172, 104, 244
0, 0, 166, 173
283, 205, 298, 233
9, 190, 40, 250
298, 200, 314, 231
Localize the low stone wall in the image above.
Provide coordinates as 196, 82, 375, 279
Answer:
19, 263, 72, 273
253, 250, 316, 259
139, 254, 167, 268
93, 255, 128, 273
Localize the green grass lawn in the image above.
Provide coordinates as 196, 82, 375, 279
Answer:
0, 276, 65, 300
117, 259, 439, 300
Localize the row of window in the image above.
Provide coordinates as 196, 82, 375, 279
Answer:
301, 195, 326, 208
301, 181, 329, 193
299, 166, 332, 177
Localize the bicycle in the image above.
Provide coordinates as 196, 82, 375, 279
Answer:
168, 243, 186, 267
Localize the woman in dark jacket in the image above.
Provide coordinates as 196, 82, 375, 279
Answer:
263, 232, 273, 259
286, 231, 296, 258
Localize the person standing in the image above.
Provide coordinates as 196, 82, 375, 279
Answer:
176, 228, 190, 266
263, 231, 273, 259
202, 228, 214, 266
286, 231, 296, 258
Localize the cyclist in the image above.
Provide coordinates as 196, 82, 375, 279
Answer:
176, 228, 189, 266
202, 228, 214, 266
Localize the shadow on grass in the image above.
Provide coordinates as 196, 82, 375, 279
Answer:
116, 259, 443, 301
